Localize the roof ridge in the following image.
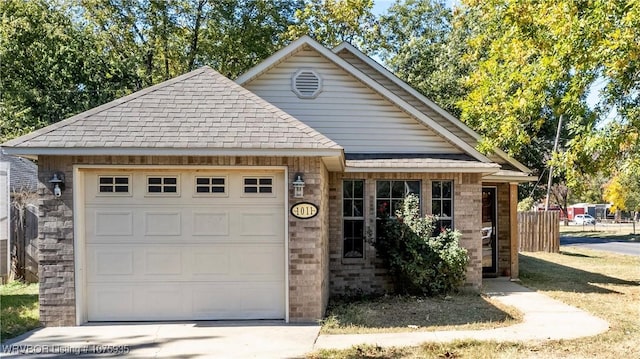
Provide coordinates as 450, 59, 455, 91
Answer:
3, 68, 208, 147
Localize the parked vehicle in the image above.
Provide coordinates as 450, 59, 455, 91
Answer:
574, 214, 596, 225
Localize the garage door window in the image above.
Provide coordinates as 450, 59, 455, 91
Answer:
195, 177, 227, 196
146, 176, 179, 195
98, 175, 131, 195
243, 177, 273, 195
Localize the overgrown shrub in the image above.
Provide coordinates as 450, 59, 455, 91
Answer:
375, 194, 469, 295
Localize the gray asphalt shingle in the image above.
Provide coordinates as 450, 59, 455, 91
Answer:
3, 67, 342, 151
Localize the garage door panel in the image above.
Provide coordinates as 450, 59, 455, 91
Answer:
191, 211, 229, 236
144, 212, 182, 236
236, 246, 284, 276
94, 250, 134, 276
84, 169, 285, 321
94, 211, 134, 236
144, 250, 183, 275
192, 251, 231, 275
88, 244, 283, 282
192, 283, 284, 319
88, 287, 135, 320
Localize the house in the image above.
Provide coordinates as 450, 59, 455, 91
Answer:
0, 151, 38, 283
1, 36, 534, 326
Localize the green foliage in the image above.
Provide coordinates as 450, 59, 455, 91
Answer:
374, 0, 469, 117
287, 0, 376, 48
517, 197, 535, 212
375, 195, 469, 296
0, 0, 137, 142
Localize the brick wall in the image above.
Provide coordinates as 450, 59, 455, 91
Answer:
328, 172, 483, 297
37, 155, 329, 326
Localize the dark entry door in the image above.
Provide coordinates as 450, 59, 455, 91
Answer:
482, 187, 498, 275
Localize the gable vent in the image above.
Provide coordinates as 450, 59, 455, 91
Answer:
292, 69, 322, 99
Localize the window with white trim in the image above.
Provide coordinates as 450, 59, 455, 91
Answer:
147, 176, 179, 194
343, 180, 364, 258
98, 175, 131, 194
376, 180, 421, 218
195, 177, 226, 195
432, 180, 453, 231
375, 180, 421, 243
243, 177, 273, 194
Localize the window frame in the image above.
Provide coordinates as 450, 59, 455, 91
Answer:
375, 180, 422, 219
193, 176, 228, 197
431, 180, 454, 231
342, 179, 365, 259
241, 176, 276, 197
145, 174, 180, 197
97, 175, 132, 196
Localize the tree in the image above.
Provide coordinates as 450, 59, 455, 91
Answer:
199, 0, 300, 78
287, 0, 376, 48
458, 0, 598, 176
0, 0, 137, 142
374, 0, 469, 117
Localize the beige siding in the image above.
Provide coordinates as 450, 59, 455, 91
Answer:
336, 49, 513, 168
245, 46, 463, 154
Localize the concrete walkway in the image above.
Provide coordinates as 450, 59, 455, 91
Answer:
314, 278, 610, 350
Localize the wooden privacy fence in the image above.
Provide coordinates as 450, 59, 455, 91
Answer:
10, 203, 39, 283
518, 211, 560, 253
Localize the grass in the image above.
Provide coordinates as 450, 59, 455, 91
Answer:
308, 247, 640, 358
321, 292, 521, 334
0, 282, 40, 342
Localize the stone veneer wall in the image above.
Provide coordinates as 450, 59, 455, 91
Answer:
37, 155, 329, 326
328, 172, 483, 297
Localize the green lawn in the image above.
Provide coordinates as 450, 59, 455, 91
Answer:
309, 248, 640, 358
0, 282, 40, 342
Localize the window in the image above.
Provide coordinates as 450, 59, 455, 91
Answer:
195, 177, 226, 195
376, 180, 421, 217
243, 177, 273, 194
98, 175, 130, 194
432, 180, 453, 231
147, 176, 178, 194
343, 180, 364, 258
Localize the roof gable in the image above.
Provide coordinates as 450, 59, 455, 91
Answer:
332, 42, 531, 174
236, 36, 492, 164
242, 44, 463, 154
2, 67, 342, 156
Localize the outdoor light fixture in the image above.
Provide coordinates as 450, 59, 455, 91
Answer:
49, 172, 65, 198
292, 173, 305, 198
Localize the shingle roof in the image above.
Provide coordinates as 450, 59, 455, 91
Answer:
3, 67, 342, 153
0, 151, 38, 192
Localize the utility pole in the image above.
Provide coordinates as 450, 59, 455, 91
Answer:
545, 115, 564, 211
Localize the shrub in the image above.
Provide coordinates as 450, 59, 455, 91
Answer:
375, 194, 469, 295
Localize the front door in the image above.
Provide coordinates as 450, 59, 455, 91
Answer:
482, 187, 498, 276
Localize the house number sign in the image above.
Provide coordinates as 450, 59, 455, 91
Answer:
291, 202, 319, 219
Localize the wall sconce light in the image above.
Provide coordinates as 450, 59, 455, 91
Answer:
292, 173, 305, 198
49, 172, 65, 198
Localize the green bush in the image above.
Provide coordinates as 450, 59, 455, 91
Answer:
375, 194, 469, 295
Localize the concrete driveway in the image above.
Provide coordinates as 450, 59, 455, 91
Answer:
2, 321, 320, 358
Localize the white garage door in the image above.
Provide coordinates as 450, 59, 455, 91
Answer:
83, 169, 285, 321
